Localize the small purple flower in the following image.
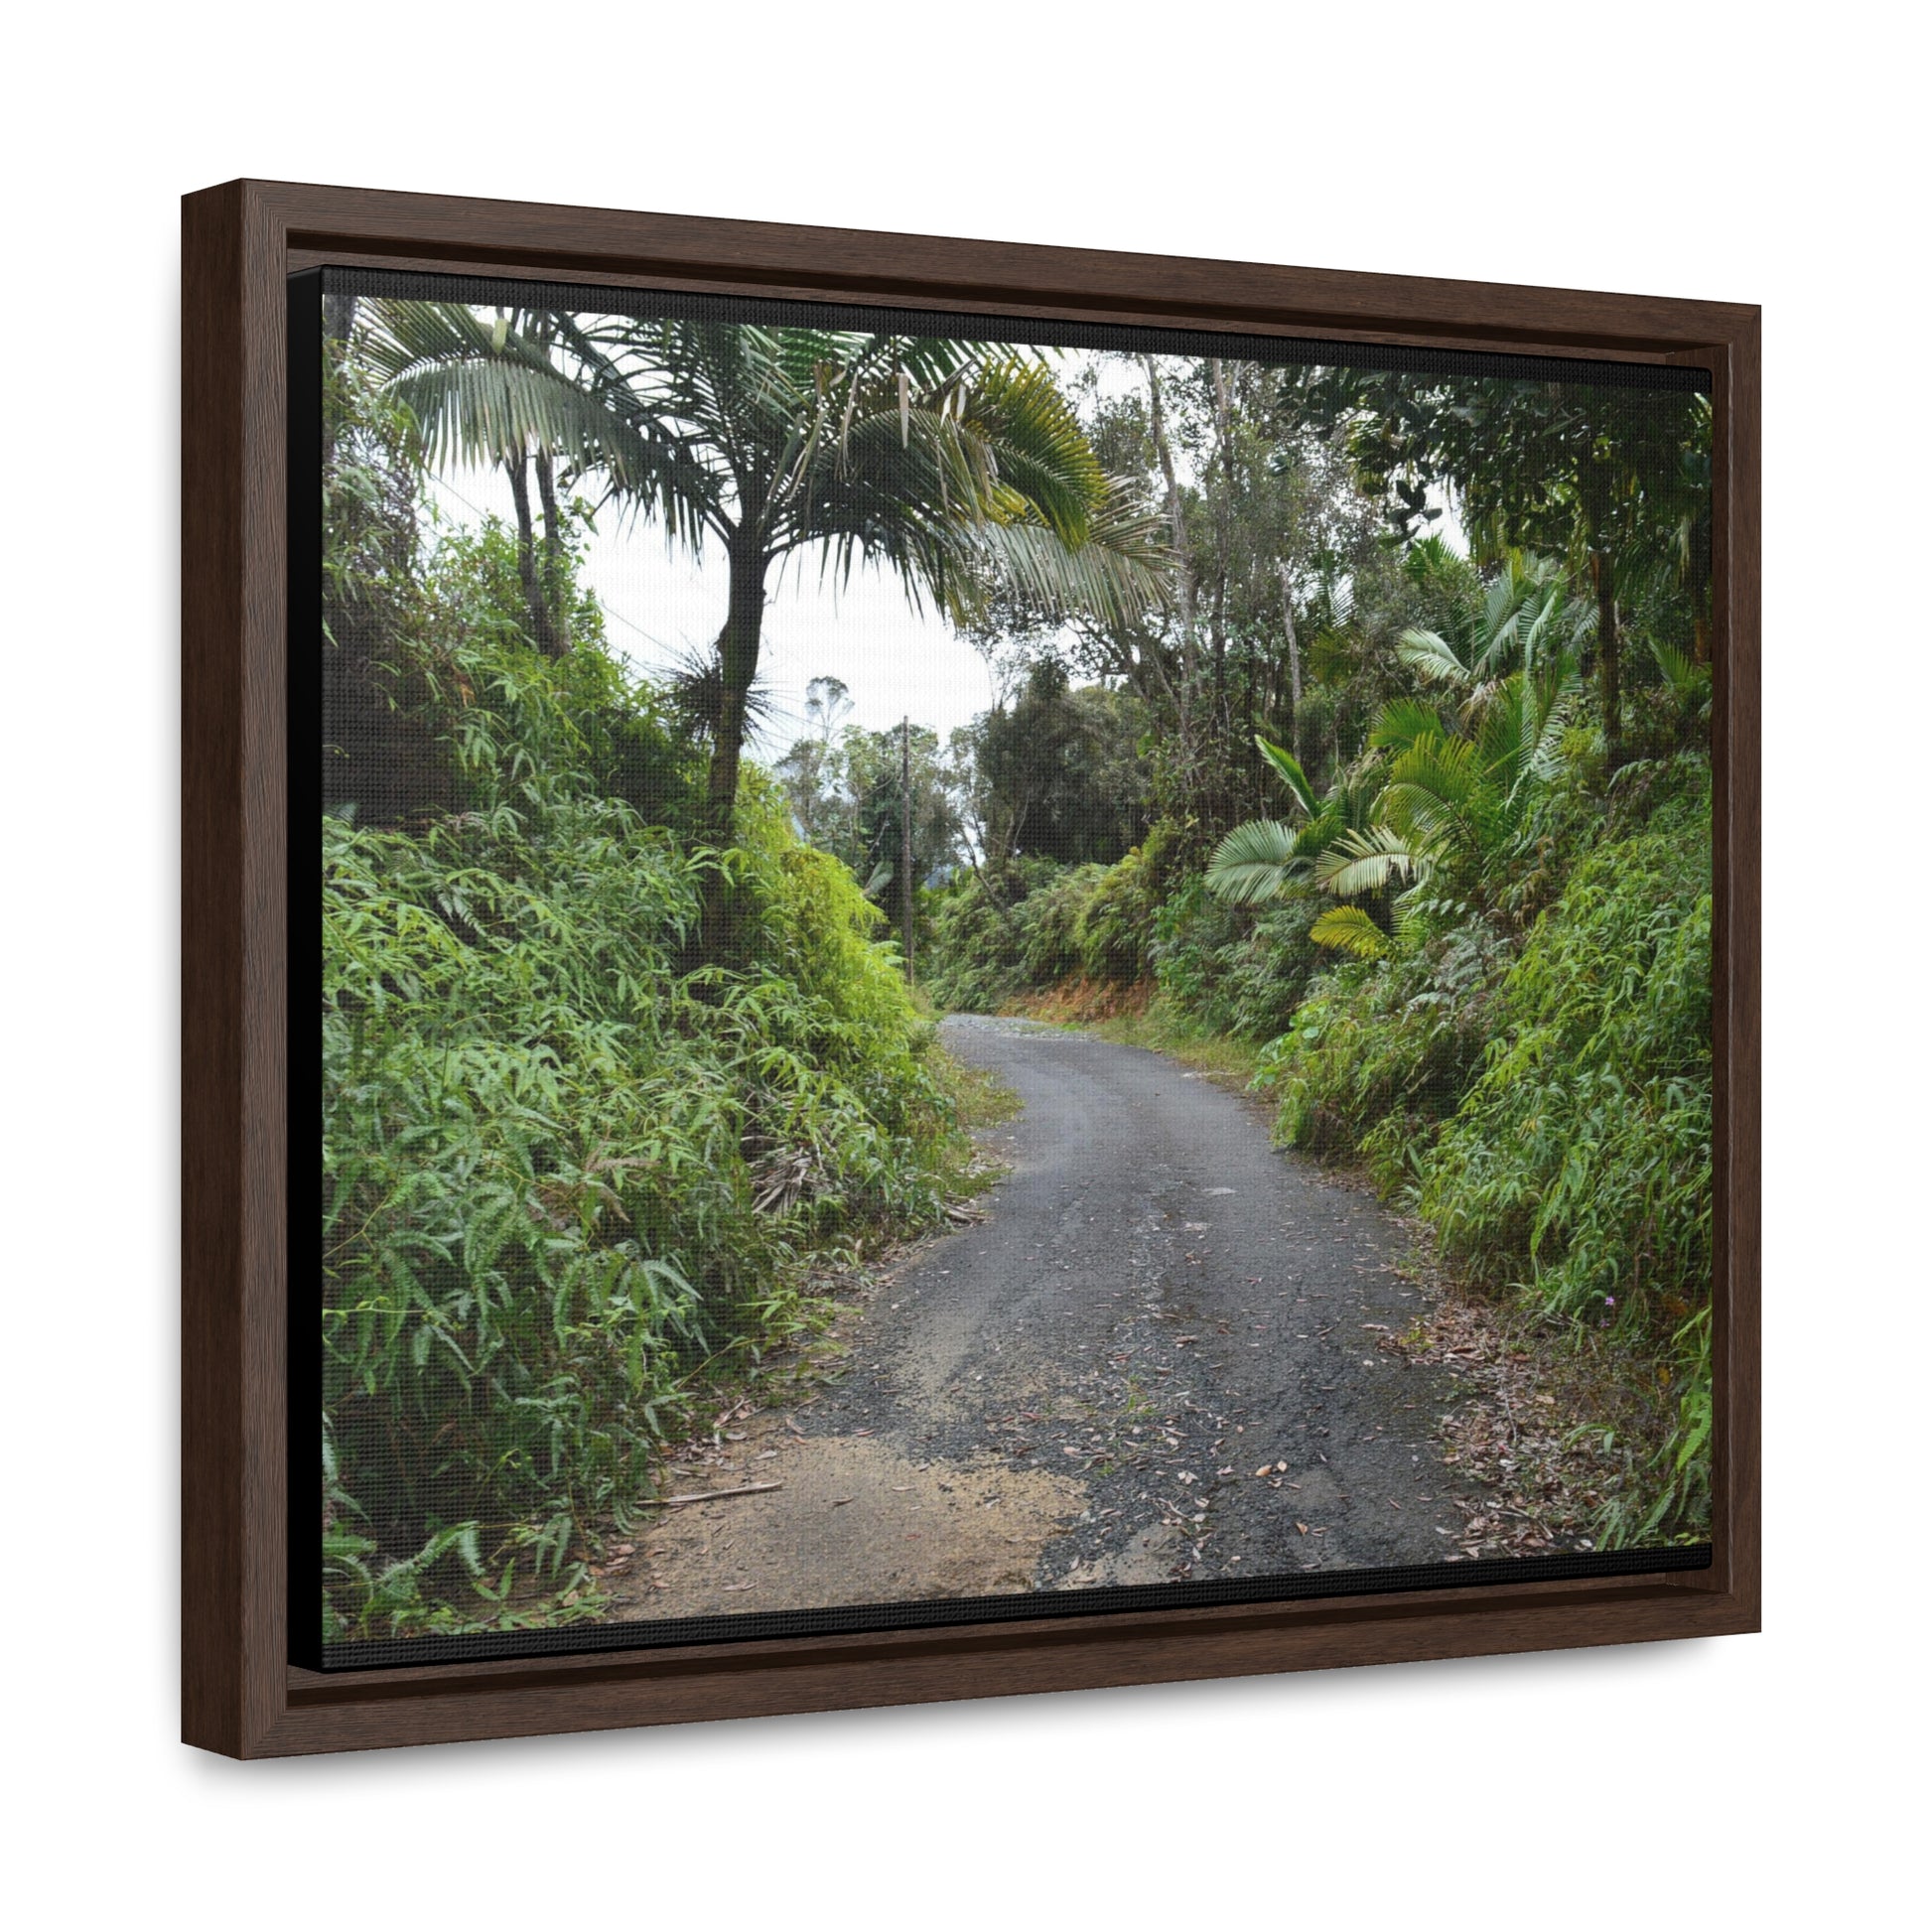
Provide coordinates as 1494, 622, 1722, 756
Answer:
1603, 1296, 1616, 1308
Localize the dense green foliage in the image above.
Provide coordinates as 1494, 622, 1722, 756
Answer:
919, 357, 1713, 1545
325, 305, 1715, 1632
320, 362, 962, 1640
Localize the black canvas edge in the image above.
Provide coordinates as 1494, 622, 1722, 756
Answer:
322, 265, 1711, 394
319, 1544, 1713, 1672
289, 268, 325, 1673
298, 264, 1712, 1677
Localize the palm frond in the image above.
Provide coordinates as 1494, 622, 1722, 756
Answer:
1310, 905, 1390, 959
1205, 820, 1307, 904
1371, 697, 1452, 753
1254, 736, 1319, 816
1386, 732, 1481, 805
1312, 824, 1432, 897
1396, 626, 1470, 685
1650, 633, 1713, 701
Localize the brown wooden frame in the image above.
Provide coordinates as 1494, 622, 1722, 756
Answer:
183, 178, 1759, 1758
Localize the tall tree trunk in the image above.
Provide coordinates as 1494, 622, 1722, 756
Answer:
694, 530, 768, 963
704, 529, 767, 844
504, 451, 563, 657
1278, 562, 1304, 768
1590, 546, 1623, 773
534, 448, 570, 654
900, 717, 915, 985
320, 291, 357, 474
1142, 356, 1197, 768
1207, 357, 1235, 828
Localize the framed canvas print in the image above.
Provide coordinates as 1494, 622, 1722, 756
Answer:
183, 181, 1758, 1757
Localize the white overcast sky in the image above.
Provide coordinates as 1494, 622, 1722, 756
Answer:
427, 457, 1001, 754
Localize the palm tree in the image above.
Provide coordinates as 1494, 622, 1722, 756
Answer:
1393, 545, 1592, 717
1324, 662, 1581, 904
1206, 656, 1581, 955
1201, 737, 1374, 904
358, 305, 1171, 846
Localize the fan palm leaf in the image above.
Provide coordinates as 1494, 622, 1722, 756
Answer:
1205, 820, 1310, 905
1312, 824, 1436, 897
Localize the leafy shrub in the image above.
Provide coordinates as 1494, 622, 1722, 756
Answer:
1256, 916, 1508, 1186
924, 830, 1179, 1009
1075, 843, 1162, 981
1154, 878, 1324, 1041
1024, 863, 1109, 981
322, 623, 956, 1640
922, 881, 1030, 1013
1419, 792, 1712, 1335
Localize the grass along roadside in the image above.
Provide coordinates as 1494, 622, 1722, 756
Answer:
995, 981, 1264, 1096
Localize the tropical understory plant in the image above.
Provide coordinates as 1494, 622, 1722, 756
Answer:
1204, 548, 1588, 956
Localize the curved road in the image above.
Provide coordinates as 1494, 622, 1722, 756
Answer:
609, 1016, 1469, 1620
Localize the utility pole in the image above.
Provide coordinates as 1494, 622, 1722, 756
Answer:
900, 716, 915, 986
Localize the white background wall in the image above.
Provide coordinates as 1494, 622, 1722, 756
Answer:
2, 4, 1919, 1925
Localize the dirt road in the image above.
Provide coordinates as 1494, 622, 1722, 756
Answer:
602, 1016, 1467, 1621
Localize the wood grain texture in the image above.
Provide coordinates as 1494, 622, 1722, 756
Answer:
262, 181, 1753, 350
182, 179, 1761, 1758
260, 1585, 1750, 1758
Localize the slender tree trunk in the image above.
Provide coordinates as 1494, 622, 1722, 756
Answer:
504, 451, 563, 657
1278, 562, 1304, 768
900, 717, 915, 985
965, 845, 1020, 937
694, 529, 769, 963
1205, 358, 1236, 826
1143, 356, 1197, 771
534, 447, 570, 654
1590, 546, 1623, 773
704, 528, 767, 844
320, 291, 357, 473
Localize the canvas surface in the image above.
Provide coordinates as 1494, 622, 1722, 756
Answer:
312, 270, 1713, 1664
